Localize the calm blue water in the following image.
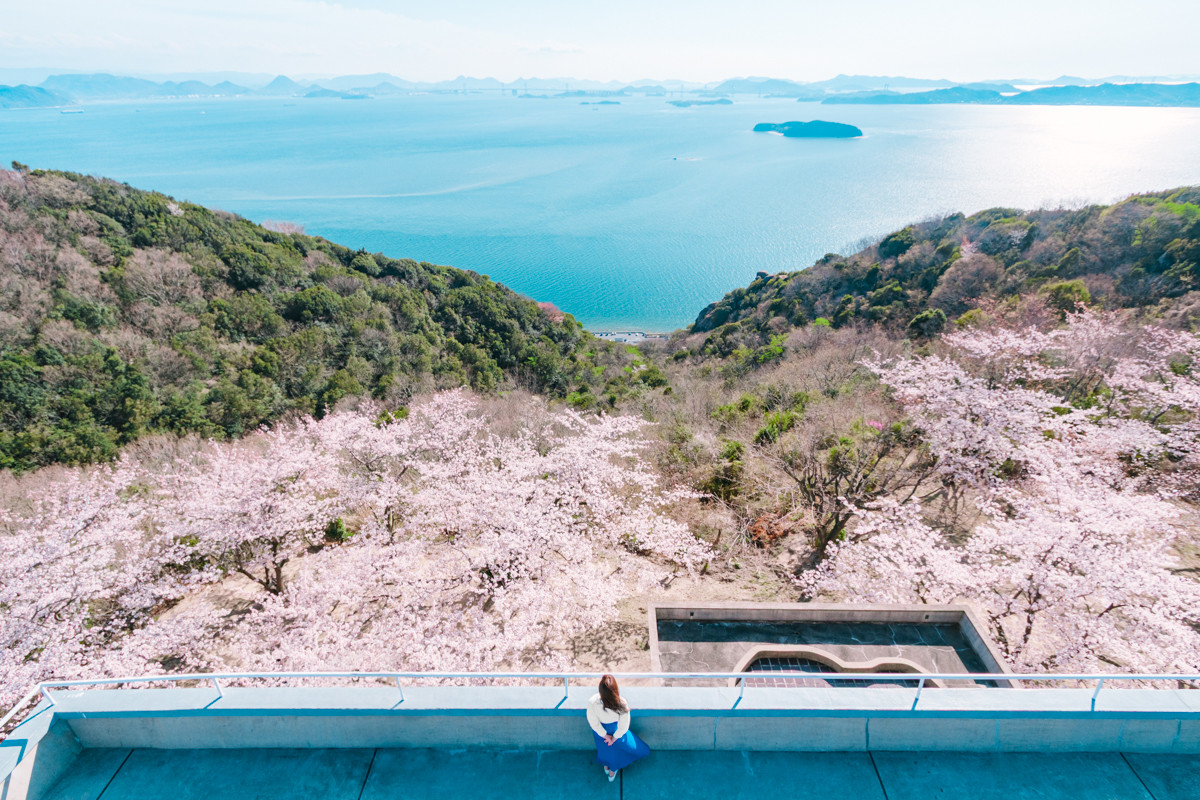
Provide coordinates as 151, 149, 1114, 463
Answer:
5, 95, 1200, 330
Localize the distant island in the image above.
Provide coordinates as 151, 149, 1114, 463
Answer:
753, 120, 863, 138
1006, 82, 1200, 106
823, 82, 1200, 107
668, 98, 733, 107
714, 74, 1016, 98
0, 84, 70, 109
823, 87, 1003, 105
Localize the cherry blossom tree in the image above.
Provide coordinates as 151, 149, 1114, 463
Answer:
1, 391, 708, 708
156, 419, 348, 595
158, 391, 708, 675
801, 311, 1200, 673
0, 462, 194, 707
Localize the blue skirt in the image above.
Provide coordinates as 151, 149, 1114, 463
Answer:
593, 720, 651, 771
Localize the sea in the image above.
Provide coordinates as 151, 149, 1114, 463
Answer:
4, 94, 1200, 331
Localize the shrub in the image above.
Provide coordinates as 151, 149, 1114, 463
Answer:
1042, 280, 1091, 316
57, 295, 116, 330
349, 251, 380, 276
638, 365, 669, 388
566, 390, 598, 410
324, 517, 352, 542
832, 295, 857, 328
754, 410, 798, 445
284, 286, 343, 323
222, 244, 274, 290
712, 394, 758, 424
907, 308, 947, 339
878, 227, 916, 259
954, 308, 986, 328
699, 439, 745, 502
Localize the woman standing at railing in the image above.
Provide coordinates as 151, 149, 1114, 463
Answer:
586, 674, 651, 781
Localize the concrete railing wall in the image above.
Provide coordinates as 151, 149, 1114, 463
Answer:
8, 686, 1200, 757
4, 685, 1200, 800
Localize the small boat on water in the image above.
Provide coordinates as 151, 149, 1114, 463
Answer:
60, 108, 84, 114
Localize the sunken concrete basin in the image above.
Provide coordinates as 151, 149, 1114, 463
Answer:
648, 602, 1013, 687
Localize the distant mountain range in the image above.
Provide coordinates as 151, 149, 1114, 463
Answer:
713, 75, 1017, 97
4, 71, 1200, 109
1014, 74, 1200, 87
823, 82, 1200, 107
38, 73, 249, 98
0, 72, 635, 107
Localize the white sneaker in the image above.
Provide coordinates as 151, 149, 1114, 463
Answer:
606, 768, 617, 782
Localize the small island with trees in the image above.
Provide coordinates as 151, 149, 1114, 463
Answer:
753, 120, 863, 138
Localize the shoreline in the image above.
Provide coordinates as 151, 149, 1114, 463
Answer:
590, 331, 671, 343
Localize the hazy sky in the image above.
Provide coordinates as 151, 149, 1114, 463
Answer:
3, 0, 1198, 83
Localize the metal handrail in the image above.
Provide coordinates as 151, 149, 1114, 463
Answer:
0, 686, 43, 732
5, 670, 1199, 732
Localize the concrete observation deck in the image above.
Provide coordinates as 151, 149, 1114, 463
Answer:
3, 684, 1199, 800
24, 747, 1200, 800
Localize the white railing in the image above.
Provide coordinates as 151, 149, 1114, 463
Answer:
4, 670, 1200, 733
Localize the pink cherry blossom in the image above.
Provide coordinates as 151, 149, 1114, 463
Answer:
805, 311, 1200, 674
1, 391, 709, 707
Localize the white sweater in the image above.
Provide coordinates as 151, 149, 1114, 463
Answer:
586, 692, 630, 738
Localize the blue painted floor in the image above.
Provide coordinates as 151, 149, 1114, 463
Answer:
39, 748, 1200, 800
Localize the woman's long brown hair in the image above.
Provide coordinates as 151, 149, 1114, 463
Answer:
599, 674, 627, 713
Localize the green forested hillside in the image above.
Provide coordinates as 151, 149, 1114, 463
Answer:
688, 187, 1200, 356
0, 166, 638, 470
7, 168, 1198, 472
